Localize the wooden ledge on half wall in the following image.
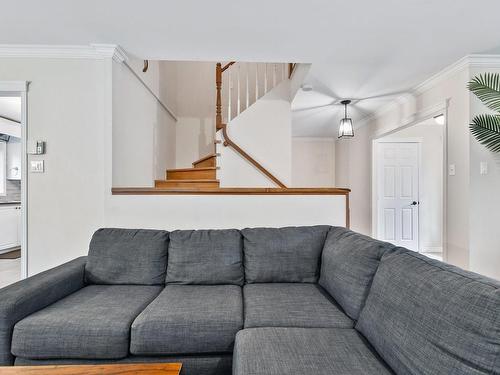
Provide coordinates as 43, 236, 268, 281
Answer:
111, 187, 351, 195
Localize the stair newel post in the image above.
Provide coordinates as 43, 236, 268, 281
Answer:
216, 62, 223, 132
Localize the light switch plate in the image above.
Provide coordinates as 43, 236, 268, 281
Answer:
30, 160, 44, 173
448, 164, 456, 176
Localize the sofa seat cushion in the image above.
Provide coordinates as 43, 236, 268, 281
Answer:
11, 285, 162, 359
356, 249, 500, 375
131, 285, 243, 355
319, 227, 395, 320
242, 226, 330, 283
233, 327, 392, 375
243, 283, 353, 328
85, 228, 169, 285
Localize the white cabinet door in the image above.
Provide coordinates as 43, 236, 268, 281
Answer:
0, 206, 19, 251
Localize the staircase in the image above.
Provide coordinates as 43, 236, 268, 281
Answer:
154, 62, 296, 190
154, 152, 220, 189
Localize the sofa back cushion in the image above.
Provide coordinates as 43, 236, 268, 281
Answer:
356, 248, 500, 375
165, 229, 244, 285
242, 226, 330, 283
85, 228, 169, 285
319, 227, 395, 320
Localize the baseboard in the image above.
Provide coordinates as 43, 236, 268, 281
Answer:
420, 247, 443, 254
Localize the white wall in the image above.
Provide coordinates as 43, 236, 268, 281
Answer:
159, 61, 216, 168
291, 137, 335, 187
0, 57, 107, 275
468, 66, 500, 279
335, 125, 372, 235
0, 53, 348, 277
112, 56, 176, 187
218, 80, 292, 187
336, 68, 470, 268
379, 122, 444, 252
335, 61, 500, 280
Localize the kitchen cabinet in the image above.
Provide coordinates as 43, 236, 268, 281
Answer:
0, 205, 21, 252
7, 139, 21, 180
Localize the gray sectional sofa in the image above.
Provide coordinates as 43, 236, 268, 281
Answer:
0, 226, 499, 375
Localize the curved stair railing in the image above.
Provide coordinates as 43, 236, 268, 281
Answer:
215, 61, 295, 188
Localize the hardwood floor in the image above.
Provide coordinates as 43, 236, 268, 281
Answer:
0, 258, 20, 289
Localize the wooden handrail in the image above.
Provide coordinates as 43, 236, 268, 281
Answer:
216, 62, 287, 188
221, 61, 235, 72
220, 123, 287, 188
288, 63, 297, 79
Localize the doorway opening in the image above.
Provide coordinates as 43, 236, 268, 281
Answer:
373, 115, 445, 261
0, 82, 28, 287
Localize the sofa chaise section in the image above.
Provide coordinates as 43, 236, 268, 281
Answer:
356, 248, 500, 375
233, 327, 392, 375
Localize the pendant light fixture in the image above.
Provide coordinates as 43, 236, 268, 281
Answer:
338, 100, 354, 138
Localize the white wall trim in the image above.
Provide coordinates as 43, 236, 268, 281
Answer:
0, 81, 28, 92
356, 54, 500, 129
292, 136, 336, 142
372, 100, 449, 139
0, 44, 127, 61
0, 81, 29, 278
414, 54, 500, 95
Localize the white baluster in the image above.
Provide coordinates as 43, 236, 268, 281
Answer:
237, 64, 241, 116
264, 63, 268, 94
246, 63, 250, 110
282, 63, 285, 81
273, 63, 277, 88
227, 68, 232, 122
255, 64, 259, 102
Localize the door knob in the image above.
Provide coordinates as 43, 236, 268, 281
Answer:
411, 201, 418, 206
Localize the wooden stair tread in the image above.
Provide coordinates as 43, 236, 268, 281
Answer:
193, 153, 218, 168
166, 167, 217, 180
167, 167, 216, 172
155, 178, 220, 189
192, 154, 217, 164
156, 179, 219, 183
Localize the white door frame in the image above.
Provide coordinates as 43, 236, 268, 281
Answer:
371, 101, 448, 260
373, 139, 422, 251
0, 81, 29, 278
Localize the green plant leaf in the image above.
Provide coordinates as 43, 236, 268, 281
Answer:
470, 114, 500, 152
468, 73, 500, 113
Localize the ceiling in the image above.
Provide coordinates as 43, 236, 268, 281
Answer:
2, 0, 500, 136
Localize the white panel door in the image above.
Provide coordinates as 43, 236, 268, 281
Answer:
377, 142, 419, 251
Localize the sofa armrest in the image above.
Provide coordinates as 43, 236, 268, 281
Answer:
0, 256, 87, 365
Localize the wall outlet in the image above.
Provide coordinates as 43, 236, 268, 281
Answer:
30, 160, 44, 173
448, 164, 456, 176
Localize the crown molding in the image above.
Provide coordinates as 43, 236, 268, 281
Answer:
356, 54, 500, 129
413, 54, 500, 95
0, 44, 129, 61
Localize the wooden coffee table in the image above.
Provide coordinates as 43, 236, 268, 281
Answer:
0, 363, 182, 374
